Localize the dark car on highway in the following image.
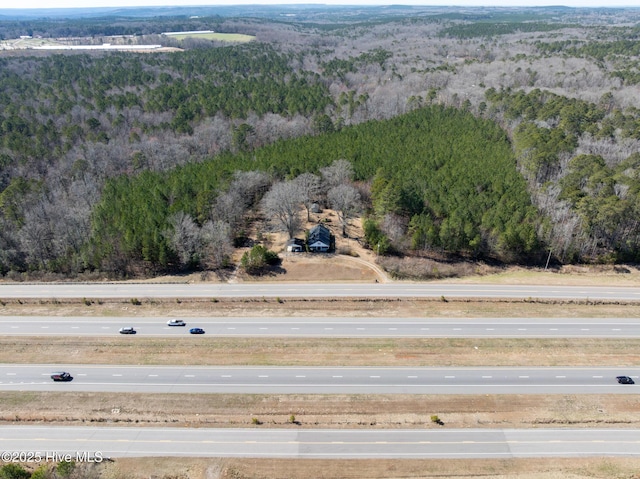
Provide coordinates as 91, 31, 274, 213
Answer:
616, 375, 634, 384
119, 327, 136, 334
51, 372, 73, 382
189, 327, 205, 334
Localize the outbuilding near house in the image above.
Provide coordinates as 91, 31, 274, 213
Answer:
286, 238, 305, 252
307, 224, 331, 252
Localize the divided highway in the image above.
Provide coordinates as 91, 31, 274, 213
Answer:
2, 281, 639, 459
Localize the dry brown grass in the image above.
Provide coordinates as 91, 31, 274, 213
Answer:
100, 456, 640, 479
2, 391, 640, 430
2, 335, 640, 367
2, 295, 640, 319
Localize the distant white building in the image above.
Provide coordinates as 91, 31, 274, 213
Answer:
33, 44, 163, 51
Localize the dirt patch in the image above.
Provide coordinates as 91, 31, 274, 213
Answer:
234, 253, 383, 282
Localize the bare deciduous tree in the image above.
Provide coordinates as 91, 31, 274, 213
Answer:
230, 170, 271, 208
320, 159, 354, 190
166, 211, 201, 268
328, 184, 361, 237
17, 208, 55, 270
0, 218, 22, 272
294, 172, 321, 222
200, 220, 233, 269
262, 180, 303, 239
382, 212, 409, 247
211, 190, 246, 231
166, 213, 232, 270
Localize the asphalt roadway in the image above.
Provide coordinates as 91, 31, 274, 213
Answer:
1, 364, 638, 394
1, 426, 639, 458
1, 282, 640, 300
1, 316, 640, 337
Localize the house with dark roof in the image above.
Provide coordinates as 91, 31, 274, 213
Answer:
307, 224, 331, 252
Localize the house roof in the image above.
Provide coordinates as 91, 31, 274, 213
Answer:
308, 224, 331, 246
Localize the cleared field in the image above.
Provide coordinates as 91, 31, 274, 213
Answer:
165, 32, 255, 42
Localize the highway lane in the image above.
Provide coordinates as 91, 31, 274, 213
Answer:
2, 282, 640, 300
1, 426, 639, 458
1, 365, 638, 394
2, 316, 640, 338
